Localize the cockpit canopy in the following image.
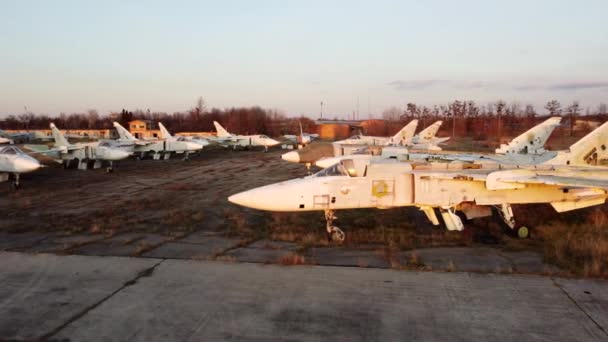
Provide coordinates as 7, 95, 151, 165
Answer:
0, 146, 22, 155
347, 135, 362, 140
314, 159, 362, 178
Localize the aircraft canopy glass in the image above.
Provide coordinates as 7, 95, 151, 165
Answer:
314, 162, 349, 177
0, 146, 21, 155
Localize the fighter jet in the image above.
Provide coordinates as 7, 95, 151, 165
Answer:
26, 123, 130, 172
409, 121, 450, 150
158, 122, 209, 149
229, 119, 608, 241
113, 122, 202, 160
283, 122, 319, 148
281, 120, 419, 167
0, 145, 41, 189
316, 116, 563, 168
211, 121, 280, 151
0, 129, 46, 144
333, 120, 447, 150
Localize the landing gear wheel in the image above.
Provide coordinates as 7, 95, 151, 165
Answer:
517, 226, 529, 239
324, 209, 345, 243
106, 167, 114, 173
330, 226, 345, 242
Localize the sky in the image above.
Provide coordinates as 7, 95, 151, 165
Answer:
1, 0, 607, 118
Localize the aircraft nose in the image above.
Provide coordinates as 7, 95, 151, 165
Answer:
281, 151, 300, 163
15, 156, 40, 173
228, 190, 255, 208
108, 149, 131, 160
187, 142, 203, 151
269, 139, 280, 146
228, 185, 282, 211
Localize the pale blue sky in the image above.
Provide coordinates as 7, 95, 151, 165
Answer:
1, 0, 607, 117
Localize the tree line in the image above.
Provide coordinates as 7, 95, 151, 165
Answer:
1, 98, 607, 140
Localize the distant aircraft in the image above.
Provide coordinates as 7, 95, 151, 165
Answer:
158, 122, 209, 149
113, 122, 202, 160
409, 121, 450, 150
26, 123, 131, 172
316, 117, 563, 168
230, 119, 608, 241
0, 129, 44, 144
211, 121, 280, 151
283, 122, 319, 147
280, 120, 420, 166
332, 120, 447, 150
0, 145, 41, 189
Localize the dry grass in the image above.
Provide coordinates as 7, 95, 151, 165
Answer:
535, 213, 608, 278
446, 260, 455, 272
133, 241, 153, 256
215, 255, 237, 263
278, 253, 307, 265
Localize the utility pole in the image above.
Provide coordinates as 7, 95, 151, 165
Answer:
320, 101, 324, 119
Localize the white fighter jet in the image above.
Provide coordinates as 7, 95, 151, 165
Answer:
334, 120, 448, 150
229, 119, 608, 241
212, 121, 280, 151
0, 145, 41, 189
283, 122, 319, 147
0, 129, 39, 144
158, 122, 209, 149
26, 123, 131, 172
316, 116, 563, 168
113, 122, 202, 160
281, 120, 419, 166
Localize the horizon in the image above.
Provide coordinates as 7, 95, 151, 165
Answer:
1, 0, 607, 118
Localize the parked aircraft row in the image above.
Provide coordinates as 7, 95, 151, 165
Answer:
280, 120, 448, 167
0, 120, 299, 189
230, 117, 608, 241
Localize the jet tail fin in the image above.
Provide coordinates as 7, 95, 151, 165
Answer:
495, 117, 561, 155
113, 122, 137, 141
213, 121, 231, 138
548, 120, 608, 166
416, 121, 443, 142
49, 123, 71, 147
386, 120, 418, 146
158, 122, 172, 139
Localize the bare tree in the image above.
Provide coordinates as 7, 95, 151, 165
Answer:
545, 100, 562, 116
566, 101, 580, 136
381, 106, 402, 121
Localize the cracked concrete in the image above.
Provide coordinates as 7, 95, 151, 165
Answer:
0, 251, 606, 341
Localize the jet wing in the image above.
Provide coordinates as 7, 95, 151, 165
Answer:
486, 169, 608, 190
23, 144, 82, 153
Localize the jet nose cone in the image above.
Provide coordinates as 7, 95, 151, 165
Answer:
108, 149, 131, 160
228, 186, 280, 210
281, 151, 300, 163
228, 191, 250, 207
228, 189, 266, 209
15, 156, 41, 173
270, 139, 280, 146
187, 142, 203, 151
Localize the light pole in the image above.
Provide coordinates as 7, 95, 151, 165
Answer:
320, 101, 324, 119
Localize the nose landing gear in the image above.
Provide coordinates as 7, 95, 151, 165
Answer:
9, 173, 21, 190
324, 210, 345, 243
